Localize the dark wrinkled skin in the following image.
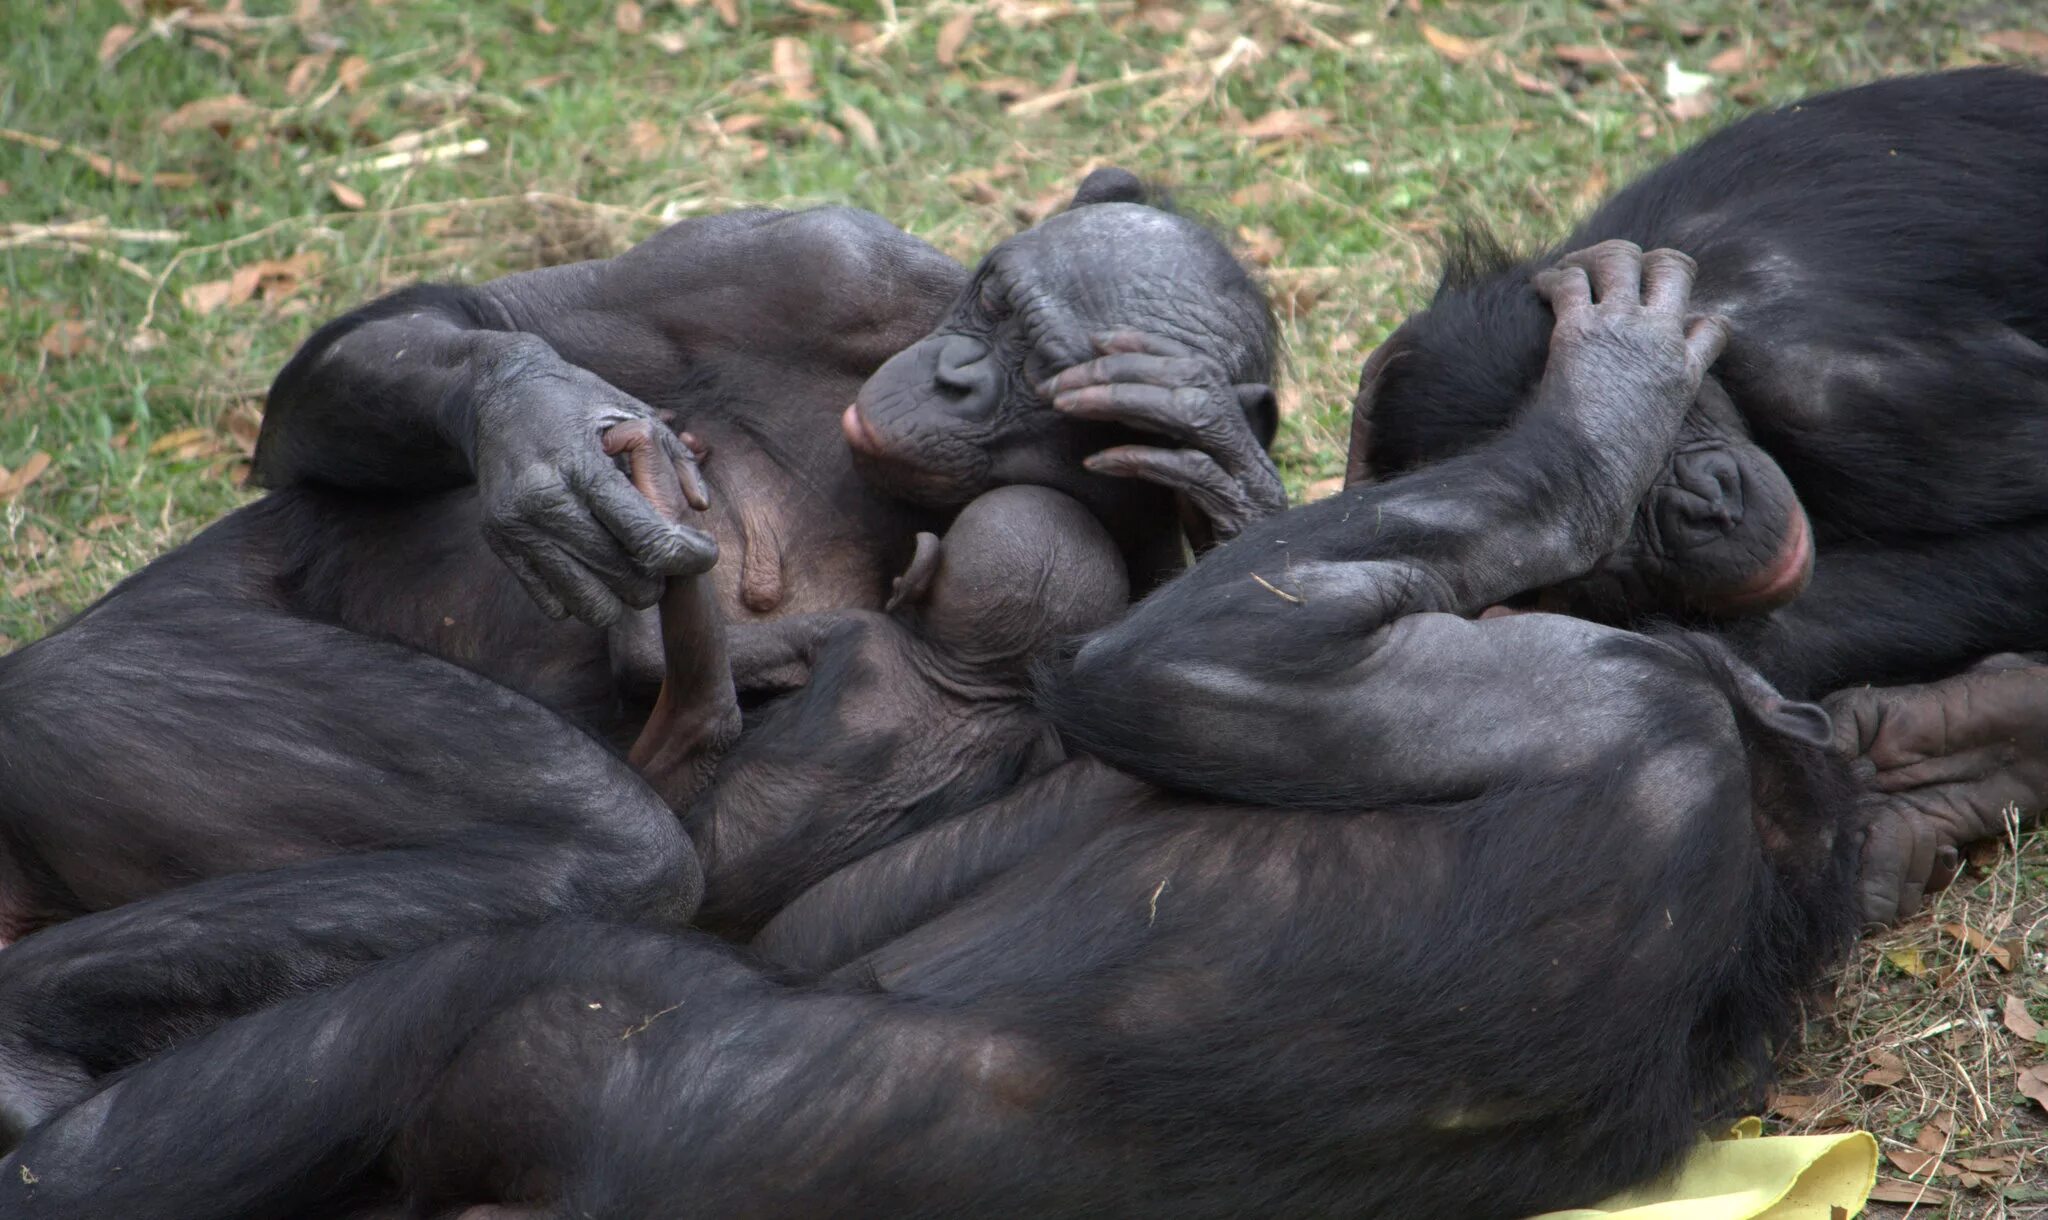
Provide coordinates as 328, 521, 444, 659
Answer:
1347, 70, 2048, 924
0, 243, 1858, 1220
0, 169, 1282, 1142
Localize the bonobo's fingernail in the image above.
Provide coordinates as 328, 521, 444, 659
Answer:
1038, 377, 1062, 399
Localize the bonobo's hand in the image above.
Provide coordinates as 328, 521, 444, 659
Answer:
1823, 658, 2048, 926
471, 346, 717, 626
1530, 241, 1729, 532
1040, 331, 1288, 543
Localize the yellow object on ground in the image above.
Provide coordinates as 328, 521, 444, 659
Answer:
1528, 1119, 1878, 1220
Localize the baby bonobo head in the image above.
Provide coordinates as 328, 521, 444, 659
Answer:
889, 485, 1129, 674
844, 168, 1277, 528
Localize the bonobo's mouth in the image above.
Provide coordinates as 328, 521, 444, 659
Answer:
1701, 502, 1813, 615
841, 402, 881, 455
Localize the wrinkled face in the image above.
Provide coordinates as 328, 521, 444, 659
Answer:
844, 203, 1274, 517
1356, 324, 1811, 619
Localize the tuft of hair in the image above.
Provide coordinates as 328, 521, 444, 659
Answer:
1067, 166, 1161, 210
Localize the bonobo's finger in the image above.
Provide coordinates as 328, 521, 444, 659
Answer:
484, 530, 572, 622
1533, 265, 1592, 315
602, 421, 689, 519
583, 477, 719, 582
1683, 315, 1731, 379
1091, 330, 1195, 360
660, 427, 711, 512
1053, 381, 1206, 444
1639, 248, 1699, 313
506, 534, 630, 628
1855, 809, 1938, 928
1557, 239, 1644, 303
1926, 843, 1963, 896
1043, 352, 1201, 399
1083, 445, 1259, 541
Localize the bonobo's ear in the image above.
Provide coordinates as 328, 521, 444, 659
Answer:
1760, 699, 1834, 749
885, 532, 944, 614
1345, 323, 1413, 486
1236, 384, 1279, 449
1067, 167, 1151, 209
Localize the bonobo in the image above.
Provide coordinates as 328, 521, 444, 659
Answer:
0, 244, 1859, 1220
1347, 68, 2048, 919
0, 169, 1277, 1141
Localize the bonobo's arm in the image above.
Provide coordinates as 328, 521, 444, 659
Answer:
1050, 242, 1737, 804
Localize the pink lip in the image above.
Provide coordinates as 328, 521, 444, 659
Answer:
841, 403, 880, 455
1711, 503, 1813, 614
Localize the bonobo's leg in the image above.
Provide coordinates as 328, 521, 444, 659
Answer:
1049, 242, 1782, 803
0, 580, 698, 1143
1823, 659, 2048, 925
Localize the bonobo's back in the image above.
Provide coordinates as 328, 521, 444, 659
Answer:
1361, 68, 2048, 490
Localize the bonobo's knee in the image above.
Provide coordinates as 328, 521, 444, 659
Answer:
549, 763, 701, 924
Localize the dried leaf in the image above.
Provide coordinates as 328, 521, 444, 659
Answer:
38, 321, 94, 360
836, 103, 880, 153
1860, 1047, 1905, 1088
626, 118, 666, 161
7, 574, 63, 599
1511, 67, 1558, 95
337, 54, 370, 93
1913, 1111, 1954, 1156
85, 513, 131, 534
148, 428, 211, 456
285, 52, 332, 98
1985, 30, 2048, 58
1554, 44, 1634, 68
771, 37, 815, 101
648, 30, 687, 54
615, 0, 643, 33
1236, 107, 1331, 143
1884, 945, 1927, 976
947, 169, 1001, 205
2005, 994, 2043, 1042
711, 0, 739, 28
220, 402, 264, 456
532, 11, 557, 34
0, 452, 52, 501
1765, 1090, 1822, 1121
327, 179, 366, 209
1420, 22, 1482, 64
788, 0, 844, 16
181, 279, 237, 316
124, 326, 165, 353
2020, 1064, 2048, 1113
161, 94, 261, 135
1706, 46, 1748, 73
936, 10, 975, 65
65, 537, 91, 566
521, 71, 572, 92
1235, 224, 1283, 267
1886, 1147, 1949, 1178
1940, 921, 2017, 969
98, 23, 138, 65
294, 0, 322, 23
1868, 1179, 1949, 1204
1304, 475, 1345, 501
1959, 1155, 2018, 1174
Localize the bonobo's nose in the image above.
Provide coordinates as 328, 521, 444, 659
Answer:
933, 335, 995, 398
1660, 449, 1743, 549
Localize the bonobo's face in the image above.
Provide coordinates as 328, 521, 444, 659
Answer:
1357, 324, 1811, 619
844, 202, 1274, 516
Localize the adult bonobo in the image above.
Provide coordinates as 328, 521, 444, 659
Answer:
0, 243, 1859, 1220
1347, 68, 2048, 921
0, 170, 1280, 1140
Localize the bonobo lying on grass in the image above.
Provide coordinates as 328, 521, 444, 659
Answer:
1346, 68, 2048, 921
0, 243, 1859, 1220
0, 171, 1280, 1142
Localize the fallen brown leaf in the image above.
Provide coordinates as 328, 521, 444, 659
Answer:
1235, 225, 1283, 267
220, 402, 264, 456
936, 9, 975, 66
285, 52, 332, 98
2006, 993, 2043, 1042
65, 537, 91, 566
1913, 1111, 1954, 1156
0, 127, 198, 189
98, 23, 138, 65
1957, 1155, 2018, 1175
1511, 67, 1558, 95
626, 118, 666, 161
1985, 30, 2048, 58
1885, 1147, 1949, 1178
2020, 1064, 2048, 1113
85, 512, 132, 534
1705, 46, 1748, 73
1940, 921, 2017, 969
1554, 44, 1635, 68
836, 103, 880, 154
337, 54, 369, 93
161, 94, 261, 135
181, 279, 237, 316
148, 428, 211, 456
1237, 107, 1331, 143
38, 321, 94, 360
7, 573, 63, 600
648, 30, 687, 54
711, 0, 738, 28
772, 37, 815, 101
1668, 92, 1715, 122
615, 1, 643, 34
1765, 1089, 1823, 1121
1420, 22, 1482, 64
521, 71, 572, 92
1860, 1048, 1906, 1089
327, 179, 366, 209
789, 0, 844, 16
1867, 1178, 1949, 1204
0, 452, 52, 501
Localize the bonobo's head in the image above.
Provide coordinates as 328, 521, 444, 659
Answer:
888, 485, 1129, 673
844, 169, 1277, 523
1350, 243, 1811, 620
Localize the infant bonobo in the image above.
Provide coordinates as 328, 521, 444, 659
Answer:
610, 419, 1129, 937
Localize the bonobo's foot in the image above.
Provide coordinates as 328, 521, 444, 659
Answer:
0, 1037, 91, 1150
1824, 657, 2048, 926
1042, 331, 1288, 545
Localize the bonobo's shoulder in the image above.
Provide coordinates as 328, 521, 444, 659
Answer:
617, 206, 963, 296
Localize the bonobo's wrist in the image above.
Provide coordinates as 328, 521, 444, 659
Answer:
441, 331, 565, 477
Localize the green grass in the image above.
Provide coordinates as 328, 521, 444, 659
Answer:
2, 2, 2045, 1211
